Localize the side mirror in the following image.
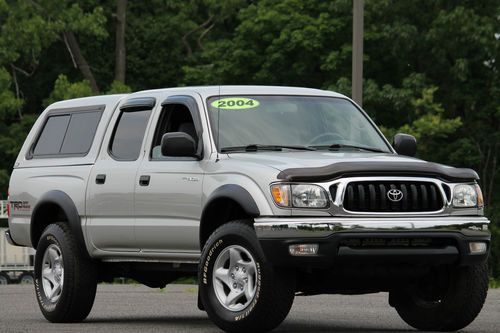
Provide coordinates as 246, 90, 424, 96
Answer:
393, 133, 417, 157
161, 132, 197, 158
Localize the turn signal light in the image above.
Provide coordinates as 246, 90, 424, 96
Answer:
271, 184, 289, 207
475, 184, 484, 208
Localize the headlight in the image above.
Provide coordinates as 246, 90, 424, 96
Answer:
271, 184, 329, 208
453, 184, 480, 207
292, 184, 329, 208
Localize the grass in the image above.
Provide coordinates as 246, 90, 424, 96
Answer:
489, 278, 500, 289
104, 276, 198, 286
172, 276, 197, 285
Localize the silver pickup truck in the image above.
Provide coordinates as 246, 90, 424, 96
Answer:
6, 86, 490, 332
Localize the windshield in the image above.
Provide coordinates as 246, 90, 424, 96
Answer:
207, 95, 392, 153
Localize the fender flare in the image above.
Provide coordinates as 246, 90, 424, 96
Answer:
200, 184, 260, 244
31, 190, 87, 255
203, 184, 260, 217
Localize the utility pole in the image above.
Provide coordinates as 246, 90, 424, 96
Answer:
352, 0, 364, 107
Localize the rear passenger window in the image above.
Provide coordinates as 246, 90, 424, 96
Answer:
60, 112, 102, 154
110, 110, 152, 160
32, 109, 103, 157
33, 115, 70, 156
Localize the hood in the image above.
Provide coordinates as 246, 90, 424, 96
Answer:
227, 151, 421, 170
227, 151, 479, 182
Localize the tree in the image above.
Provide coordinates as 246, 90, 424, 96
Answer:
114, 0, 127, 83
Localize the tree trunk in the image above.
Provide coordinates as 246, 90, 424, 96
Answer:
182, 15, 214, 58
115, 0, 127, 83
63, 31, 100, 93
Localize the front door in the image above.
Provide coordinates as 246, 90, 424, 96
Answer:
134, 95, 205, 254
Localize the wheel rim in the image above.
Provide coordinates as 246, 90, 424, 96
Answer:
41, 244, 64, 303
212, 245, 258, 312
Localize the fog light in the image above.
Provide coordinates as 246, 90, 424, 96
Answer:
469, 242, 487, 255
289, 244, 319, 256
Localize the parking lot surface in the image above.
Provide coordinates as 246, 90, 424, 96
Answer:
0, 284, 498, 332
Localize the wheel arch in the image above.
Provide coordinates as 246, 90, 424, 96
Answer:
199, 184, 260, 248
30, 190, 87, 256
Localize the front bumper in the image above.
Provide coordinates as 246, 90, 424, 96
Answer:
254, 216, 490, 268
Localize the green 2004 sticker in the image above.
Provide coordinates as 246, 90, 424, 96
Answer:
211, 97, 260, 109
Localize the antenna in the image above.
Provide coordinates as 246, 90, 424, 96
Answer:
216, 85, 221, 162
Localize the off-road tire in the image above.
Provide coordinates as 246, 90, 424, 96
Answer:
199, 220, 295, 333
391, 261, 488, 331
34, 222, 97, 322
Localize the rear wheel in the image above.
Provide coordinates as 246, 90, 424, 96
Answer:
199, 220, 295, 333
0, 273, 10, 285
390, 262, 488, 331
34, 222, 97, 322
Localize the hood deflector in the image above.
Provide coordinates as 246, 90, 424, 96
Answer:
276, 161, 479, 183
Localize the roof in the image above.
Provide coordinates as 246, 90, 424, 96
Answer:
48, 94, 128, 110
46, 86, 348, 110
133, 85, 346, 99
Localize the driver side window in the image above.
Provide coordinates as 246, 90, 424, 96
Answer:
150, 104, 198, 160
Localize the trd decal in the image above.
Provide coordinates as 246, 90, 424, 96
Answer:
10, 201, 31, 211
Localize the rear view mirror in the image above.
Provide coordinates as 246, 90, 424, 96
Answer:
161, 132, 197, 158
393, 133, 417, 157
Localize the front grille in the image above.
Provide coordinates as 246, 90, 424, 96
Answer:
341, 181, 444, 212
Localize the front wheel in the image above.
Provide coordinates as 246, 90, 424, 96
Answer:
34, 222, 97, 322
390, 262, 488, 331
199, 220, 295, 333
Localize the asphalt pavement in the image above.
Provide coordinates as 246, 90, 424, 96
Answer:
0, 284, 498, 332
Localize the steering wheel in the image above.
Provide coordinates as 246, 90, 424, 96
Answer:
308, 132, 344, 145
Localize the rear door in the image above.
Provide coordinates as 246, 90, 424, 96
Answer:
86, 97, 156, 252
134, 94, 206, 254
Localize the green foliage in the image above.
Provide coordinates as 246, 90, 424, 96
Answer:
44, 76, 132, 106
0, 1, 107, 65
490, 278, 500, 289
0, 169, 9, 196
107, 80, 132, 94
0, 68, 23, 120
0, 114, 36, 194
183, 0, 352, 86
44, 74, 94, 106
380, 87, 462, 161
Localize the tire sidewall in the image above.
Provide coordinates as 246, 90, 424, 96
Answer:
34, 225, 68, 315
200, 227, 270, 324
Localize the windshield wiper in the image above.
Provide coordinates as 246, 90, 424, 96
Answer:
221, 144, 316, 153
313, 143, 387, 153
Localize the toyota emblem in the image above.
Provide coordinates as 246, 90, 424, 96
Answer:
387, 189, 403, 202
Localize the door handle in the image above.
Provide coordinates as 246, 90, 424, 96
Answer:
95, 174, 106, 184
139, 175, 150, 186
